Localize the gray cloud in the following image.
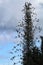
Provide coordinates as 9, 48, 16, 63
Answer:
0, 0, 26, 42
39, 3, 43, 7
0, 0, 21, 32
0, 15, 17, 31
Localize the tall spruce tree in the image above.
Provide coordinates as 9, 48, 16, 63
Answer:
10, 2, 42, 65
22, 2, 41, 65
22, 2, 33, 65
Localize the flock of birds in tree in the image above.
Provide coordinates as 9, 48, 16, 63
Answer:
10, 2, 42, 65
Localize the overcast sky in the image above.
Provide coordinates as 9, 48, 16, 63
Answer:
0, 0, 43, 65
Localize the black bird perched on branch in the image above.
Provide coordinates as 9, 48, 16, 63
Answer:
25, 2, 32, 10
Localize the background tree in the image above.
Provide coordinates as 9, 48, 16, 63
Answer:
40, 36, 43, 65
